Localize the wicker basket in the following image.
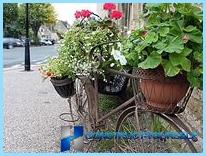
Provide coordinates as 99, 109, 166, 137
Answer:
136, 67, 189, 114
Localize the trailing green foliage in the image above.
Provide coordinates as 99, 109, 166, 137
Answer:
123, 3, 202, 89
41, 13, 124, 79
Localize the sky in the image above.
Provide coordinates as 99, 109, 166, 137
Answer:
52, 3, 97, 25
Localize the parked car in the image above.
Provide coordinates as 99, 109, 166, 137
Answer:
3, 38, 24, 49
40, 39, 53, 46
50, 39, 55, 45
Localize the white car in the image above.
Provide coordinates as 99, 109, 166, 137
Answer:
40, 39, 52, 46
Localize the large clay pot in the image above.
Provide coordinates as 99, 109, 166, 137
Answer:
137, 67, 189, 113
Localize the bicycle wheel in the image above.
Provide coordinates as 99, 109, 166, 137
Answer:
115, 106, 197, 152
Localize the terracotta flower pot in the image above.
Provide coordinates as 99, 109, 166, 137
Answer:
137, 67, 189, 113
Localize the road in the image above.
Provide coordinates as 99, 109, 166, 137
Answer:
3, 45, 58, 68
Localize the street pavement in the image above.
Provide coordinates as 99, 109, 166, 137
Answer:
4, 65, 75, 152
3, 45, 58, 68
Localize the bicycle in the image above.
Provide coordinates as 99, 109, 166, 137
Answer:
60, 42, 199, 153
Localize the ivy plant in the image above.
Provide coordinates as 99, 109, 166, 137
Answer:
123, 3, 202, 89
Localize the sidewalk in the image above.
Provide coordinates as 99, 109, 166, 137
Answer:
4, 65, 72, 152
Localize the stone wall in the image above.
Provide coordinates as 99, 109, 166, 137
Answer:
178, 89, 203, 152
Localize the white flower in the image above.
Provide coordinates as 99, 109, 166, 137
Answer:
117, 42, 121, 48
119, 55, 127, 65
103, 79, 107, 82
111, 48, 127, 65
123, 26, 128, 30
111, 49, 122, 61
110, 63, 115, 67
127, 30, 131, 35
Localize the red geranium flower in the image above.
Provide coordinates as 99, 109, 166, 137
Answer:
103, 3, 116, 10
81, 10, 92, 18
110, 10, 123, 20
74, 11, 82, 19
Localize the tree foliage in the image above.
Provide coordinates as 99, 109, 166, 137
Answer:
3, 3, 19, 37
18, 3, 57, 44
3, 3, 57, 44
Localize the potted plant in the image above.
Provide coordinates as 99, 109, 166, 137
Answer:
40, 57, 76, 98
57, 3, 129, 95
123, 3, 202, 113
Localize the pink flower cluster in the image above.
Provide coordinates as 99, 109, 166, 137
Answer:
103, 3, 116, 10
103, 3, 123, 20
74, 3, 123, 20
75, 10, 92, 19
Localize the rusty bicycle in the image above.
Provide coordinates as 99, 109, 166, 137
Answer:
60, 42, 199, 153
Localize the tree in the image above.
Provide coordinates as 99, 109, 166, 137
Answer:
18, 3, 57, 44
3, 3, 18, 37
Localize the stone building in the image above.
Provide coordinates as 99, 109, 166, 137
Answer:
54, 20, 70, 35
38, 20, 70, 42
97, 3, 144, 34
117, 3, 144, 30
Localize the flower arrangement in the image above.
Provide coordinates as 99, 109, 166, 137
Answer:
123, 3, 203, 89
39, 57, 75, 80
63, 3, 126, 77
40, 3, 126, 81
74, 3, 122, 20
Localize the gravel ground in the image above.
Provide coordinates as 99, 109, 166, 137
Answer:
4, 66, 74, 152
4, 66, 203, 153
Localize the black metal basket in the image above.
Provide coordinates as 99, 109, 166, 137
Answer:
50, 77, 75, 98
98, 70, 131, 95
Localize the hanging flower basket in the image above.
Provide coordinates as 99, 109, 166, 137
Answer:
98, 70, 131, 95
137, 67, 189, 114
50, 77, 75, 98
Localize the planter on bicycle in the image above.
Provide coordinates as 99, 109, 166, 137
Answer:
123, 4, 202, 113
50, 77, 75, 98
137, 67, 189, 113
98, 70, 131, 95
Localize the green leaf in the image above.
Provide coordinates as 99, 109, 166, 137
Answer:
147, 14, 161, 26
134, 42, 148, 53
145, 3, 161, 9
164, 36, 184, 53
187, 29, 202, 43
169, 20, 183, 36
187, 71, 201, 89
138, 52, 161, 69
125, 51, 139, 67
194, 51, 202, 63
156, 49, 164, 54
159, 27, 169, 37
162, 59, 180, 77
169, 53, 191, 72
153, 40, 167, 54
175, 3, 202, 21
181, 58, 191, 72
145, 32, 158, 44
181, 47, 192, 56
183, 25, 197, 32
